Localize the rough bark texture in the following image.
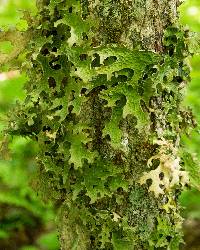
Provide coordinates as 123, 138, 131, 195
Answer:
7, 0, 194, 249
88, 0, 180, 51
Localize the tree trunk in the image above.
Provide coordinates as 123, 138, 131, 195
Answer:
8, 0, 193, 249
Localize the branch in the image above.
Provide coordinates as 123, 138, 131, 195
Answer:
0, 29, 31, 67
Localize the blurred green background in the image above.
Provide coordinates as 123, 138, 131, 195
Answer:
0, 0, 200, 249
0, 1, 59, 250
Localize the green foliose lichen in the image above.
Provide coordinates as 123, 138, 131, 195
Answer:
2, 0, 197, 249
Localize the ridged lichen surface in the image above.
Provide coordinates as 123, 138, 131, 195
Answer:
4, 0, 195, 249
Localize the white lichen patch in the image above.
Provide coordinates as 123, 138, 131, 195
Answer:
67, 27, 79, 47
139, 139, 189, 197
121, 136, 129, 148
112, 212, 121, 222
46, 131, 57, 141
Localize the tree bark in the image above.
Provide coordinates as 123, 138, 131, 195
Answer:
8, 0, 193, 249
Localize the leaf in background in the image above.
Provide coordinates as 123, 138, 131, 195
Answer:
179, 0, 200, 32
181, 149, 200, 190
37, 231, 59, 250
0, 0, 36, 31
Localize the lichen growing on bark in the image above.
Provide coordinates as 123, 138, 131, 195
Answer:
1, 0, 197, 249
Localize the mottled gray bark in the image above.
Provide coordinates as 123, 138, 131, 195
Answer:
88, 0, 180, 51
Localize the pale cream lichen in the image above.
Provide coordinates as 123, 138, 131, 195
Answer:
139, 138, 189, 197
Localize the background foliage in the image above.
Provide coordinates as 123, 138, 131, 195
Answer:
0, 0, 199, 249
179, 1, 200, 248
0, 1, 59, 249
179, 0, 200, 217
